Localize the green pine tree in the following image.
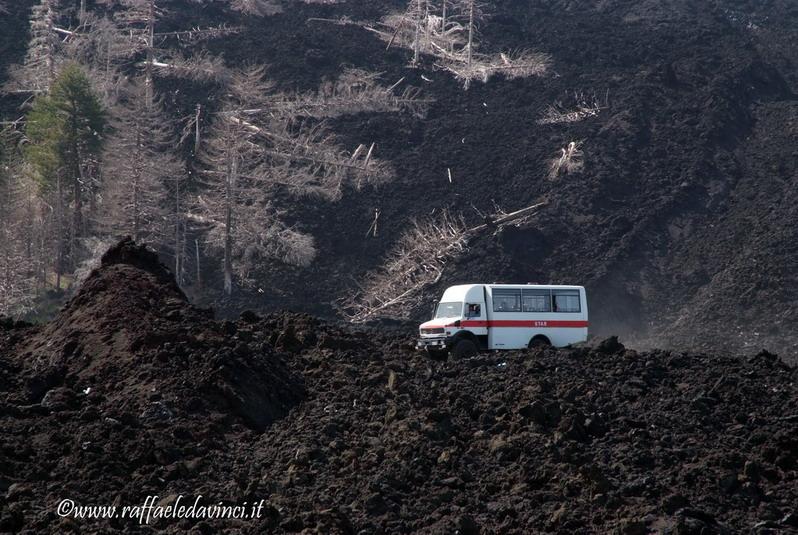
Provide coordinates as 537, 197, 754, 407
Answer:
25, 63, 105, 282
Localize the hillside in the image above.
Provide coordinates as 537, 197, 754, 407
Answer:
1, 1, 797, 351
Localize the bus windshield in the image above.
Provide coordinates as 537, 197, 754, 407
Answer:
435, 302, 462, 318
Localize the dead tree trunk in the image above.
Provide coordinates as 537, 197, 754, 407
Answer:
441, 0, 447, 39
223, 152, 238, 296
467, 0, 474, 68
145, 0, 155, 107
412, 0, 422, 64
174, 173, 182, 285
194, 103, 202, 154
71, 149, 84, 268
467, 201, 547, 234
55, 173, 64, 289
195, 238, 202, 290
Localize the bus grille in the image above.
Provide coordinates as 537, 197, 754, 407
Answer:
421, 328, 445, 335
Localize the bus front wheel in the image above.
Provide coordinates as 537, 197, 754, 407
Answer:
426, 347, 448, 360
451, 339, 478, 359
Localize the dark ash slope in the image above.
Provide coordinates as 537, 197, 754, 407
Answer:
211, 0, 798, 356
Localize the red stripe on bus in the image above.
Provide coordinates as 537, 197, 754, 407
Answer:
457, 320, 589, 328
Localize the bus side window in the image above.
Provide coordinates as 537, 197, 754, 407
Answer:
522, 289, 551, 312
492, 289, 521, 312
552, 289, 581, 312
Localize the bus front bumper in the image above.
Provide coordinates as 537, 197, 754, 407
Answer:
416, 336, 452, 351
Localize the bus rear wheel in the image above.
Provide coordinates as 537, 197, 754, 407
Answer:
451, 339, 478, 359
528, 336, 551, 349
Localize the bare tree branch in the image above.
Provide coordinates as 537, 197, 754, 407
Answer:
341, 201, 547, 322
341, 210, 468, 322
369, 0, 549, 89
437, 49, 550, 88
537, 90, 606, 126
140, 54, 228, 82
153, 25, 240, 40
548, 141, 584, 179
229, 0, 283, 16
269, 69, 431, 119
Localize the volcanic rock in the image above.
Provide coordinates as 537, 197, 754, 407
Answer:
0, 245, 796, 533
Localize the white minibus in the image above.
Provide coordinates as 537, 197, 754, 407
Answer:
416, 284, 588, 358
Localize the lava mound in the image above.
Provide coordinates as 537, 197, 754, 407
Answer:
14, 238, 303, 432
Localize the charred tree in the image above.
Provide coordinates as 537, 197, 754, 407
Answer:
4, 0, 59, 94
0, 131, 39, 315
193, 66, 317, 296
100, 79, 185, 260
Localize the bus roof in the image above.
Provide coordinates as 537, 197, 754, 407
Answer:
440, 284, 585, 302
486, 284, 585, 290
